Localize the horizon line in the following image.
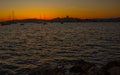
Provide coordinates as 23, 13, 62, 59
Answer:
1, 16, 120, 22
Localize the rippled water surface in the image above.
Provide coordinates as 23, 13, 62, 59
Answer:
0, 22, 120, 68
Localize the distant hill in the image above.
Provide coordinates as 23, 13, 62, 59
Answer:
51, 16, 81, 22
0, 17, 120, 25
51, 16, 120, 22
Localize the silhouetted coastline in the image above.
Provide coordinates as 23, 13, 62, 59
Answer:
0, 17, 120, 25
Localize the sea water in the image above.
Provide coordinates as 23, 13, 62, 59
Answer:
0, 22, 120, 68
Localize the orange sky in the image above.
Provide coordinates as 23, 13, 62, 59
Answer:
0, 0, 120, 21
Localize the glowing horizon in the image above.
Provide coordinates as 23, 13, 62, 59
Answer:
0, 0, 120, 21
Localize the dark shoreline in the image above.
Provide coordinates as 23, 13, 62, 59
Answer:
0, 17, 120, 24
0, 60, 119, 75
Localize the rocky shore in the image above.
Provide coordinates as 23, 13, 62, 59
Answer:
0, 60, 119, 75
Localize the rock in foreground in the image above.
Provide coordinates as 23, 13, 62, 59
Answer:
0, 60, 120, 75
101, 60, 120, 75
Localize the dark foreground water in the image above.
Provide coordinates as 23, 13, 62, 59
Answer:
0, 22, 120, 69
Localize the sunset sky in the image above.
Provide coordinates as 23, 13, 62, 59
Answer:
0, 0, 120, 21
